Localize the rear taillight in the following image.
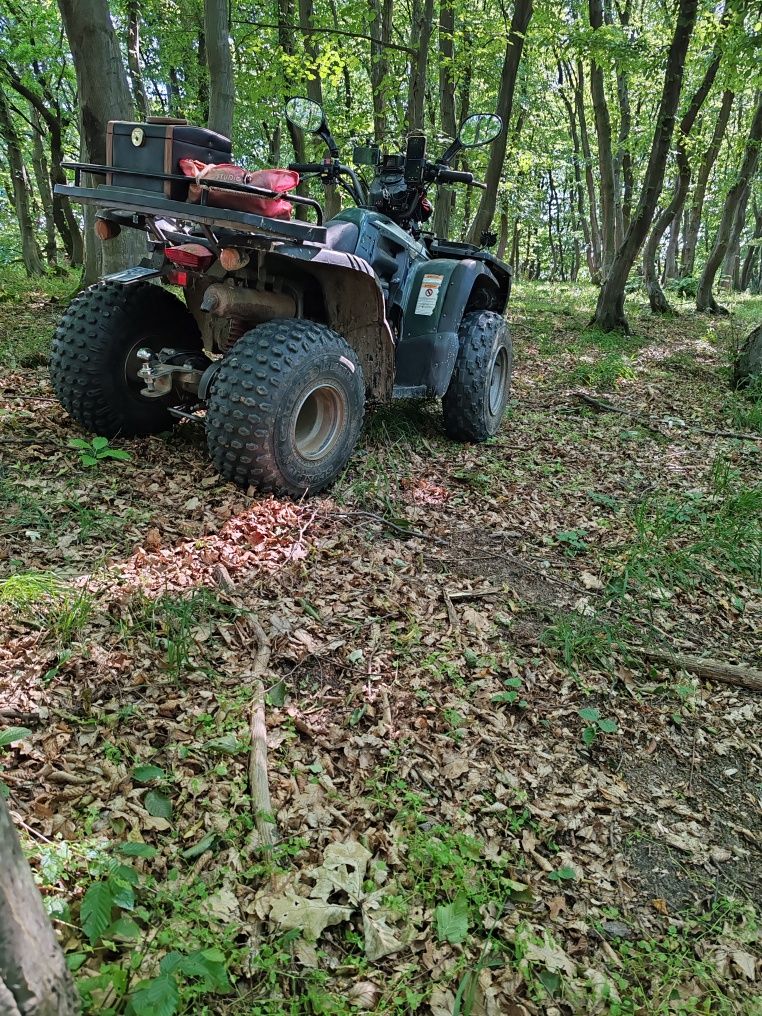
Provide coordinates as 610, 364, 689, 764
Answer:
166, 268, 189, 287
164, 244, 215, 270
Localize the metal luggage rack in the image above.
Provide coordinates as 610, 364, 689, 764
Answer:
55, 160, 327, 249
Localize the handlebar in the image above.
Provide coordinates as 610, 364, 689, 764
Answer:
288, 162, 325, 174
434, 167, 486, 189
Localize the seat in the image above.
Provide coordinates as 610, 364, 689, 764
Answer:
323, 219, 360, 254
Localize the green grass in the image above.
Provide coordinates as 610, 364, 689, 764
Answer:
0, 571, 92, 646
0, 264, 79, 368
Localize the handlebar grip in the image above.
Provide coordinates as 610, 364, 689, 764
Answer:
472, 180, 488, 190
436, 168, 475, 184
287, 162, 324, 174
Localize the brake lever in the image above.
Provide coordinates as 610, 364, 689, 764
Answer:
472, 180, 488, 190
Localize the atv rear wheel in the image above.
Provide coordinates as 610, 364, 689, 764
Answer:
205, 320, 365, 496
50, 281, 202, 437
442, 310, 512, 441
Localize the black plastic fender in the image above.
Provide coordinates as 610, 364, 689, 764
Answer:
395, 258, 500, 396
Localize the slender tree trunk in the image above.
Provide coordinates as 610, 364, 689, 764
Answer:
197, 28, 210, 123
432, 0, 456, 238
560, 70, 597, 282
588, 0, 617, 279
573, 61, 602, 281
643, 39, 722, 312
497, 208, 509, 259
697, 92, 762, 313
58, 0, 146, 283
681, 88, 734, 276
739, 199, 762, 291
368, 0, 393, 143
127, 1, 150, 117
662, 214, 680, 281
466, 0, 533, 244
593, 0, 699, 332
0, 796, 79, 1015
0, 89, 45, 276
721, 183, 750, 288
406, 0, 435, 131
204, 0, 234, 138
299, 0, 341, 217
611, 0, 633, 243
30, 111, 57, 264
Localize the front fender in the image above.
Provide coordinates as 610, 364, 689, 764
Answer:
396, 259, 499, 396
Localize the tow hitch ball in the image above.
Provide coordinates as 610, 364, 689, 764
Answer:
136, 347, 205, 399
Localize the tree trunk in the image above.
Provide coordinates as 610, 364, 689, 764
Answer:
696, 91, 762, 313
662, 214, 680, 281
432, 0, 456, 238
721, 182, 750, 289
204, 0, 234, 138
588, 0, 617, 279
466, 0, 533, 244
560, 67, 597, 282
406, 0, 435, 131
0, 796, 79, 1015
739, 199, 762, 291
58, 0, 146, 283
299, 0, 341, 217
0, 89, 45, 276
593, 0, 698, 332
30, 110, 57, 264
611, 0, 633, 243
368, 0, 393, 143
681, 88, 734, 276
574, 61, 602, 281
732, 322, 762, 388
643, 39, 723, 312
127, 0, 150, 118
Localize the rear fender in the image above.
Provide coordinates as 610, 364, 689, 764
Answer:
267, 246, 395, 400
396, 259, 500, 396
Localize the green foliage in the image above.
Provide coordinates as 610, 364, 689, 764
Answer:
68, 436, 132, 468
578, 706, 619, 746
435, 895, 470, 944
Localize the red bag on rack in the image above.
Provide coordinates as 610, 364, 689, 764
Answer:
179, 159, 299, 220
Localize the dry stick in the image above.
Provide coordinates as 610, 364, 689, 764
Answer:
632, 646, 762, 692
446, 585, 504, 601
325, 510, 448, 546
574, 391, 762, 443
243, 612, 278, 847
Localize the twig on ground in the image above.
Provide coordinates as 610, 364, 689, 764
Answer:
446, 585, 503, 601
633, 646, 762, 692
573, 391, 762, 443
242, 612, 278, 847
442, 588, 459, 632
326, 510, 447, 545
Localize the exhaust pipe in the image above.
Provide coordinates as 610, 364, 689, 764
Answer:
200, 283, 296, 321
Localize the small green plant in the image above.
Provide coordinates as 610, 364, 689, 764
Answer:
68, 436, 132, 467
578, 706, 618, 745
555, 527, 589, 555
0, 572, 61, 607
491, 675, 528, 708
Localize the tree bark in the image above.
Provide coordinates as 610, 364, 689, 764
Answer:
681, 88, 734, 276
368, 0, 393, 143
0, 89, 45, 276
29, 110, 57, 264
299, 0, 341, 217
662, 213, 680, 281
466, 0, 533, 245
127, 0, 150, 118
0, 796, 79, 1015
57, 0, 146, 283
588, 0, 617, 279
643, 40, 723, 313
696, 91, 762, 313
204, 0, 234, 138
406, 0, 435, 131
573, 61, 602, 282
432, 0, 456, 238
739, 198, 762, 291
593, 0, 699, 332
559, 65, 598, 282
721, 182, 750, 288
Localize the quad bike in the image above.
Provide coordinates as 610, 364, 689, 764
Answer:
51, 100, 512, 496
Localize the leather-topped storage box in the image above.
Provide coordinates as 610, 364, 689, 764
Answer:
105, 118, 232, 200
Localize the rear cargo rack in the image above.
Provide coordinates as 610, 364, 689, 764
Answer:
61, 160, 323, 225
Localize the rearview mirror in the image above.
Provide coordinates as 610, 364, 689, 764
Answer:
285, 97, 324, 133
458, 113, 503, 148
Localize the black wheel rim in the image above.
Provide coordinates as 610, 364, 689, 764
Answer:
293, 382, 346, 460
488, 345, 509, 416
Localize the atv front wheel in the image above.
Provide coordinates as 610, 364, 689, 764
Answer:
205, 320, 365, 496
50, 281, 202, 436
442, 310, 512, 441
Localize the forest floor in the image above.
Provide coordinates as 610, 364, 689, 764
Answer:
0, 265, 760, 1016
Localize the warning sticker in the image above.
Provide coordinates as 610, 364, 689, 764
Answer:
414, 273, 444, 316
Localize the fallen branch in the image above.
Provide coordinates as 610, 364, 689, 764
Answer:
326, 510, 447, 546
243, 613, 278, 847
446, 585, 503, 601
574, 391, 762, 443
634, 646, 762, 691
